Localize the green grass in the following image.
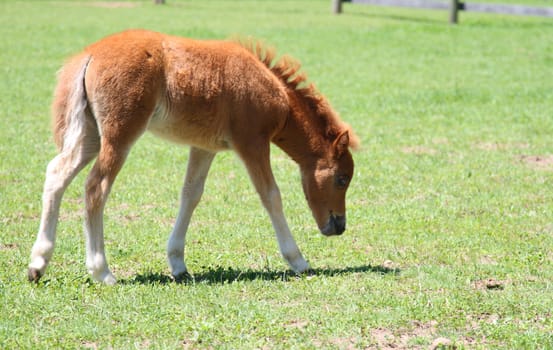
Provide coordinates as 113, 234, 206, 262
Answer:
1, 0, 553, 348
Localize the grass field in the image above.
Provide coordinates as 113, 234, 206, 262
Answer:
1, 0, 553, 348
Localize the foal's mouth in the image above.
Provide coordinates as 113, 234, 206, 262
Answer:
320, 214, 346, 236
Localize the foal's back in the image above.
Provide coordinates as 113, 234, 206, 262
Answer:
75, 29, 289, 152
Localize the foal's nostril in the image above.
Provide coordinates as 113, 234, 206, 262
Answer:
334, 215, 346, 235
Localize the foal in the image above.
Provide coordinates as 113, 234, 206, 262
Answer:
28, 30, 358, 284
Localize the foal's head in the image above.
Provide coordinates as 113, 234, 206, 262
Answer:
301, 128, 357, 237
254, 46, 359, 236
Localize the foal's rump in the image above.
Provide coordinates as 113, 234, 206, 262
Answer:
83, 34, 166, 148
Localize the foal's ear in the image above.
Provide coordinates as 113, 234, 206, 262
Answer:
333, 130, 350, 159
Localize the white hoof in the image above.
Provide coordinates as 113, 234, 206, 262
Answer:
89, 267, 117, 285
289, 256, 311, 274
28, 257, 48, 277
102, 273, 117, 285
168, 255, 187, 277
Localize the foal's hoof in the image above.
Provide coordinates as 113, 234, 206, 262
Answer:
295, 268, 316, 278
27, 268, 42, 283
172, 271, 193, 283
102, 274, 117, 286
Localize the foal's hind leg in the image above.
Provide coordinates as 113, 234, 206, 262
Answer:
28, 122, 99, 282
83, 138, 137, 285
167, 147, 215, 280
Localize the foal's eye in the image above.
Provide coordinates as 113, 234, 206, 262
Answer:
335, 175, 349, 188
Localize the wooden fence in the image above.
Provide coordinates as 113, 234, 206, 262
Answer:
332, 0, 553, 23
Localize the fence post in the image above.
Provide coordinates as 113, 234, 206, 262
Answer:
450, 0, 459, 23
332, 0, 342, 14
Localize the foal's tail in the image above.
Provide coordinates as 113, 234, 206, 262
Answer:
51, 54, 94, 151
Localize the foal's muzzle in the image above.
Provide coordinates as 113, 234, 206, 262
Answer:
321, 214, 346, 236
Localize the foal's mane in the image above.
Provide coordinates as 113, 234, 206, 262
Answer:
238, 39, 359, 149
238, 39, 319, 103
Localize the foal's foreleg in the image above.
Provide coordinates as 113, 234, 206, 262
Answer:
236, 143, 310, 274
167, 147, 215, 279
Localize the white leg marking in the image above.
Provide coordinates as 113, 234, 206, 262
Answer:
84, 163, 120, 285
85, 201, 116, 285
167, 147, 215, 277
29, 131, 98, 278
29, 156, 66, 274
264, 187, 310, 273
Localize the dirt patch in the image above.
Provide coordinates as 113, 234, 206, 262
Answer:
472, 278, 508, 290
110, 266, 139, 280
312, 337, 358, 349
369, 321, 437, 349
81, 341, 98, 349
328, 337, 358, 349
518, 155, 553, 170
367, 321, 486, 349
284, 319, 309, 330
430, 337, 455, 349
474, 142, 529, 151
369, 328, 397, 348
0, 243, 18, 250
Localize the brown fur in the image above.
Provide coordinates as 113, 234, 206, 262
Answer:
53, 30, 358, 153
30, 29, 358, 283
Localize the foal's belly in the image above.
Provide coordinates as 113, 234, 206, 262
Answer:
147, 103, 231, 151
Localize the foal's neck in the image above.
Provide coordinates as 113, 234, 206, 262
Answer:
272, 95, 331, 169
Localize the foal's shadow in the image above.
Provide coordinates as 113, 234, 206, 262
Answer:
122, 264, 400, 285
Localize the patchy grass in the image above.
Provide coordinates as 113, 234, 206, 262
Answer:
1, 0, 553, 348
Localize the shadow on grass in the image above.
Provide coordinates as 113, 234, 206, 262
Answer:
122, 264, 400, 285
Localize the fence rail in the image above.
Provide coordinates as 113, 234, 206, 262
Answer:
333, 0, 553, 23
